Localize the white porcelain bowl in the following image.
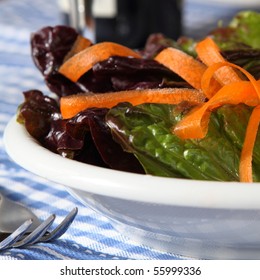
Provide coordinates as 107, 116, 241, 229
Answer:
4, 116, 260, 259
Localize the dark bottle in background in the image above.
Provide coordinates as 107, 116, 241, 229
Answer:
93, 0, 182, 48
60, 0, 182, 49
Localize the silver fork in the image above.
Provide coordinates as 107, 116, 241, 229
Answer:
0, 193, 78, 250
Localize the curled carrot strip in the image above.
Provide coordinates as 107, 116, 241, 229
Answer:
174, 80, 260, 139
59, 42, 141, 82
155, 47, 207, 89
201, 62, 260, 100
63, 35, 92, 62
240, 105, 260, 182
196, 37, 242, 85
59, 42, 140, 82
174, 62, 260, 139
155, 47, 221, 98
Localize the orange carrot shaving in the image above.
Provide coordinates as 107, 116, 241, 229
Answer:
155, 47, 206, 89
196, 37, 242, 85
201, 62, 260, 100
174, 81, 259, 139
155, 47, 220, 98
60, 88, 205, 119
174, 62, 260, 139
239, 105, 260, 183
59, 42, 141, 82
63, 35, 92, 62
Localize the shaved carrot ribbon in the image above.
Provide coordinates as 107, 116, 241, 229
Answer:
240, 105, 260, 182
173, 61, 260, 182
59, 42, 141, 82
63, 35, 92, 62
196, 37, 242, 85
155, 47, 221, 98
61, 88, 205, 119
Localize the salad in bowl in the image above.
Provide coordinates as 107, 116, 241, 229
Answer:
16, 11, 260, 183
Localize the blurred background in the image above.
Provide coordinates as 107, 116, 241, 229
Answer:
0, 0, 260, 48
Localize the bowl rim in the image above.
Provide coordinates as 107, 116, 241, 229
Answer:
4, 116, 260, 210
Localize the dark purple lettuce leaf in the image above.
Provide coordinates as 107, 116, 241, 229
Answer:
31, 25, 78, 75
44, 72, 85, 97
54, 108, 144, 173
78, 55, 187, 92
44, 118, 84, 154
31, 26, 83, 96
44, 117, 106, 167
140, 33, 178, 59
78, 108, 144, 173
17, 90, 60, 141
222, 49, 260, 79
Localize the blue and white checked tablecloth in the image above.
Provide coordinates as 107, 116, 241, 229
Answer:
0, 0, 259, 260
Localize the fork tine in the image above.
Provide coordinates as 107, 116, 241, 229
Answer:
0, 208, 78, 250
40, 207, 78, 242
12, 214, 55, 248
0, 219, 33, 250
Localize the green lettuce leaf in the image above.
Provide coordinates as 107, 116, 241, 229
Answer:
211, 11, 260, 50
106, 103, 260, 181
229, 11, 260, 49
217, 104, 260, 170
